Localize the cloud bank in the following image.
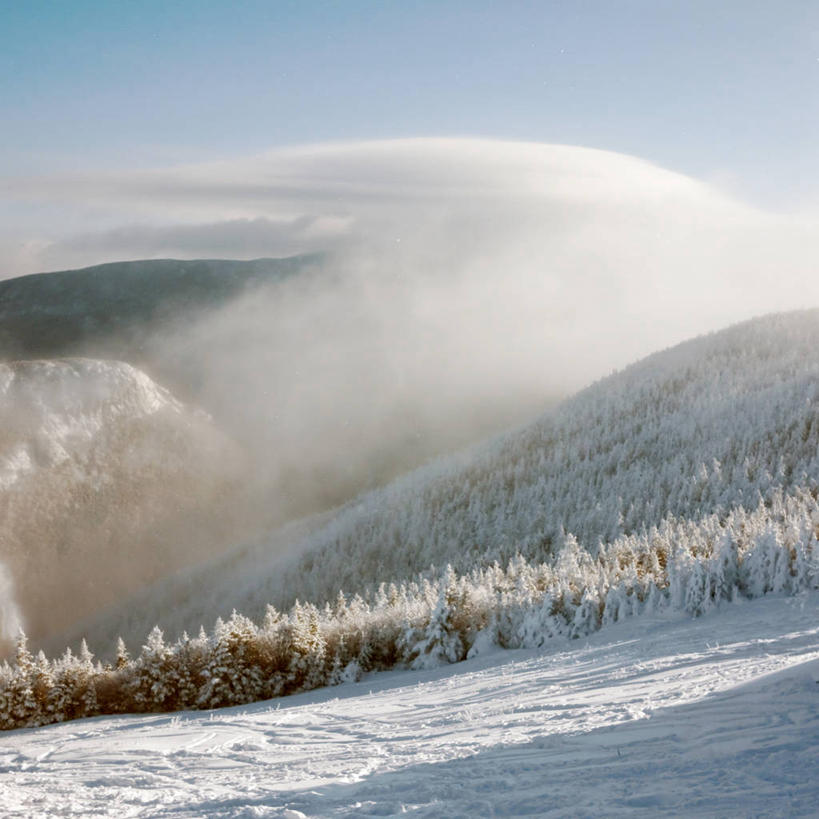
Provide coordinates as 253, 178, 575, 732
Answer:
3, 138, 819, 519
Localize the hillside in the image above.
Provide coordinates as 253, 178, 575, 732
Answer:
252, 309, 819, 600
70, 309, 819, 650
0, 254, 562, 529
0, 256, 314, 364
4, 308, 819, 748
0, 358, 249, 651
0, 256, 317, 407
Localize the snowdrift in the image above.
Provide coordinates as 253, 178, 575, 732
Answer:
3, 593, 818, 816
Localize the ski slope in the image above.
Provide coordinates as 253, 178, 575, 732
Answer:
2, 594, 818, 817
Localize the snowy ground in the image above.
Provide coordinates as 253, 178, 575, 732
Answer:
2, 594, 818, 818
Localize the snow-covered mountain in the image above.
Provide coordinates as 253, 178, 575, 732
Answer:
4, 308, 819, 799
0, 254, 563, 532
257, 309, 819, 596
0, 358, 248, 651
71, 308, 819, 651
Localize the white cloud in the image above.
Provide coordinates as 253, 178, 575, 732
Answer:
37, 215, 352, 269
3, 138, 819, 444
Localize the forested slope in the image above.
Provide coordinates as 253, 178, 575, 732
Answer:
0, 255, 313, 364
66, 309, 819, 650
266, 309, 819, 603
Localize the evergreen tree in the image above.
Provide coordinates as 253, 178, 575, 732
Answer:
132, 627, 176, 711
408, 570, 465, 669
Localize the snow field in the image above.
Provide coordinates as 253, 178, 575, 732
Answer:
1, 593, 818, 817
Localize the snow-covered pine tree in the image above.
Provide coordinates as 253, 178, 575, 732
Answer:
570, 588, 602, 638
30, 651, 55, 725
684, 557, 709, 616
0, 633, 37, 729
115, 637, 130, 670
198, 612, 263, 708
709, 528, 740, 606
0, 661, 15, 729
741, 526, 779, 598
171, 631, 205, 709
76, 640, 98, 716
48, 647, 94, 723
518, 592, 566, 647
132, 626, 176, 712
286, 603, 328, 692
408, 567, 466, 669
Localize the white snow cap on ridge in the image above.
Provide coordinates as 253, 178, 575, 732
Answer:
0, 358, 180, 488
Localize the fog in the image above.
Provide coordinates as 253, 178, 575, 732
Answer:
3, 139, 819, 650
0, 358, 263, 655
0, 563, 22, 648
122, 141, 819, 519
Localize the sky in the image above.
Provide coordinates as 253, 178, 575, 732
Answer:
2, 0, 818, 203
1, 1, 818, 305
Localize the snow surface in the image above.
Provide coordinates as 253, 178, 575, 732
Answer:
2, 594, 818, 817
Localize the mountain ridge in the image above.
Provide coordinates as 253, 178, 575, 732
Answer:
0, 254, 320, 372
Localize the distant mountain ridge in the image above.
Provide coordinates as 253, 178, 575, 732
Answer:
0, 255, 319, 384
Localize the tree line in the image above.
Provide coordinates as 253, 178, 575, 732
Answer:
3, 488, 818, 731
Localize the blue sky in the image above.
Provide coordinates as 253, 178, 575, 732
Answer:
2, 0, 818, 207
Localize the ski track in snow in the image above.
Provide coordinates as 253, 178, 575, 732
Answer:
2, 595, 818, 817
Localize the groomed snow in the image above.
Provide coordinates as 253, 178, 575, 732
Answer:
2, 594, 818, 817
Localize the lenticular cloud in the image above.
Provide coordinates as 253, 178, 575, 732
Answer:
4, 140, 819, 388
